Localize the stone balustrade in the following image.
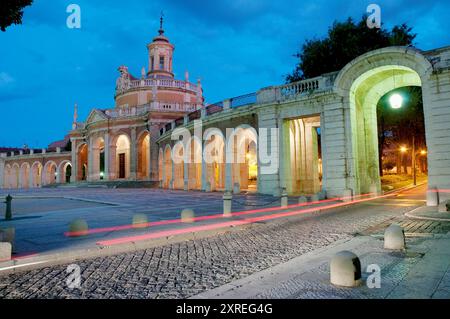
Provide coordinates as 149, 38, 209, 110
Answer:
117, 78, 199, 96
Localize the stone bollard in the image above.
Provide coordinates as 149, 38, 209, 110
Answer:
426, 187, 439, 207
0, 242, 12, 262
4, 194, 12, 220
308, 194, 320, 203
281, 188, 288, 208
384, 224, 405, 250
298, 196, 308, 204
233, 183, 240, 195
132, 214, 148, 229
369, 184, 379, 198
330, 251, 362, 287
181, 209, 195, 223
342, 189, 353, 202
0, 228, 15, 252
223, 191, 233, 216
68, 219, 89, 237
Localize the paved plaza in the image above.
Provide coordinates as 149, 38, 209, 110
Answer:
1, 184, 447, 299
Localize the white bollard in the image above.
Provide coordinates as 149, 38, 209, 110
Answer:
342, 189, 353, 202
426, 187, 439, 207
132, 214, 148, 229
233, 183, 240, 194
369, 184, 379, 198
384, 224, 405, 250
0, 228, 15, 252
330, 251, 362, 287
223, 191, 233, 216
181, 209, 195, 223
0, 242, 12, 261
281, 189, 288, 208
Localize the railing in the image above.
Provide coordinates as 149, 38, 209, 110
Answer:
156, 72, 340, 138
230, 92, 257, 107
104, 102, 200, 118
118, 78, 199, 95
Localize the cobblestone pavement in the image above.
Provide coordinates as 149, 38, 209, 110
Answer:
0, 185, 430, 299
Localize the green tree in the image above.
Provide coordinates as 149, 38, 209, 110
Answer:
0, 0, 33, 32
287, 16, 416, 82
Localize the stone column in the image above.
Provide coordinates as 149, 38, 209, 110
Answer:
104, 133, 110, 181
149, 124, 161, 181
225, 162, 232, 192
130, 127, 137, 180
70, 138, 77, 182
87, 137, 94, 181
28, 167, 33, 188
183, 161, 189, 190
201, 156, 207, 191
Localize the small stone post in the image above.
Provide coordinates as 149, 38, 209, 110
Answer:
281, 188, 288, 208
223, 191, 233, 216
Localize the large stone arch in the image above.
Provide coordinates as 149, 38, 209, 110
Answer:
203, 128, 226, 191
57, 160, 72, 184
172, 141, 185, 190
31, 161, 43, 187
333, 47, 434, 195
43, 160, 57, 185
226, 124, 258, 192
19, 162, 31, 188
163, 144, 172, 188
110, 133, 131, 180
186, 136, 202, 190
11, 163, 19, 188
4, 164, 12, 189
77, 143, 88, 181
137, 130, 151, 180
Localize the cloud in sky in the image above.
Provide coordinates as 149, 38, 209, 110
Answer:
0, 0, 449, 147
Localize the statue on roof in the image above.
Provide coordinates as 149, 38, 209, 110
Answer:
116, 65, 131, 93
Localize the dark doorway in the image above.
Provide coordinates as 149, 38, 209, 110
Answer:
119, 153, 126, 179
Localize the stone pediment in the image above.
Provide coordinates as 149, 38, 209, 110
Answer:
86, 109, 108, 124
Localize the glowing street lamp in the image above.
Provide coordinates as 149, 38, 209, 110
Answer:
399, 146, 408, 153
420, 150, 427, 156
389, 93, 403, 109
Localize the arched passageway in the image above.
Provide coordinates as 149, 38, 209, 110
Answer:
58, 161, 72, 183
172, 142, 185, 190
204, 132, 225, 191
111, 134, 131, 180
137, 131, 150, 180
77, 143, 88, 181
228, 126, 258, 192
163, 145, 172, 188
20, 163, 30, 188
284, 116, 322, 195
31, 162, 43, 187
43, 161, 57, 185
187, 137, 202, 190
91, 137, 105, 181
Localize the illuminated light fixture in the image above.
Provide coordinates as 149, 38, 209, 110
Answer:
400, 146, 408, 153
100, 171, 104, 177
389, 93, 403, 109
420, 150, 427, 155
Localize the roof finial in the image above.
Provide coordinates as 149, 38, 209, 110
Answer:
159, 11, 164, 35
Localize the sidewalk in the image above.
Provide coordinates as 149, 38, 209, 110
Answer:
193, 231, 450, 299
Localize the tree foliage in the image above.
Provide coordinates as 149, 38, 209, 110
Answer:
287, 16, 416, 82
0, 0, 33, 32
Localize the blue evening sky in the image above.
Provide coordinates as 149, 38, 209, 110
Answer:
0, 0, 449, 148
